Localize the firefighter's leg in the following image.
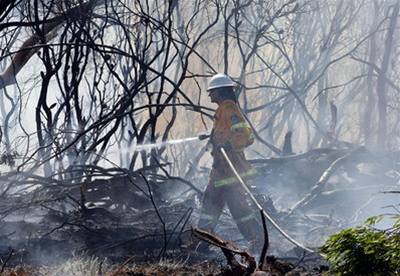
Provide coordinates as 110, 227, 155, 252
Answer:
197, 182, 225, 233
226, 184, 264, 253
196, 182, 225, 253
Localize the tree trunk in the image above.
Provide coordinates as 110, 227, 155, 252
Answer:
311, 75, 328, 147
377, 3, 399, 148
363, 10, 377, 145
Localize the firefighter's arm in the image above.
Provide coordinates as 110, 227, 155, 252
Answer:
225, 108, 254, 151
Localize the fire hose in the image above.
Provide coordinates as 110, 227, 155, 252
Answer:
220, 147, 320, 255
133, 133, 321, 255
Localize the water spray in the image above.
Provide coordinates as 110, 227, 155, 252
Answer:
133, 136, 201, 151
121, 134, 210, 153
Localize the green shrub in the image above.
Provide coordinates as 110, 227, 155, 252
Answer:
320, 216, 400, 275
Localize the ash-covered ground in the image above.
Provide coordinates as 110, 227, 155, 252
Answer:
1, 145, 399, 275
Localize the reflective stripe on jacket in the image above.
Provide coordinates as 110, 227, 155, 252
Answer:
210, 99, 255, 187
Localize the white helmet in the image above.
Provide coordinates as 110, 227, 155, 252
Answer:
207, 73, 235, 91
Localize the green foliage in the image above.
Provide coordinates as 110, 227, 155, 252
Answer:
320, 216, 400, 275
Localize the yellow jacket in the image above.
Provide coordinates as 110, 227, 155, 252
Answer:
210, 100, 255, 187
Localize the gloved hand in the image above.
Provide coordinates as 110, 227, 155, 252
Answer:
220, 142, 232, 151
198, 134, 211, 141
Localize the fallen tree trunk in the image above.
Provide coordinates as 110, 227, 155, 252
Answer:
287, 147, 366, 216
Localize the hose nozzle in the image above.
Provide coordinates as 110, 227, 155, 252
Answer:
198, 134, 210, 141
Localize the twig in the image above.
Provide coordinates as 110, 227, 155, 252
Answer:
108, 255, 136, 276
382, 190, 400, 194
0, 248, 14, 273
249, 148, 338, 164
258, 210, 269, 270
151, 155, 203, 195
40, 220, 69, 240
66, 193, 86, 210
294, 250, 307, 267
172, 209, 193, 249
139, 172, 167, 259
165, 208, 192, 251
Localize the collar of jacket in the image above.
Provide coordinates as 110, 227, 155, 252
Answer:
215, 99, 237, 114
217, 99, 236, 107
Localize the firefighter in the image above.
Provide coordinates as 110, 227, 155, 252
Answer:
197, 73, 263, 252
